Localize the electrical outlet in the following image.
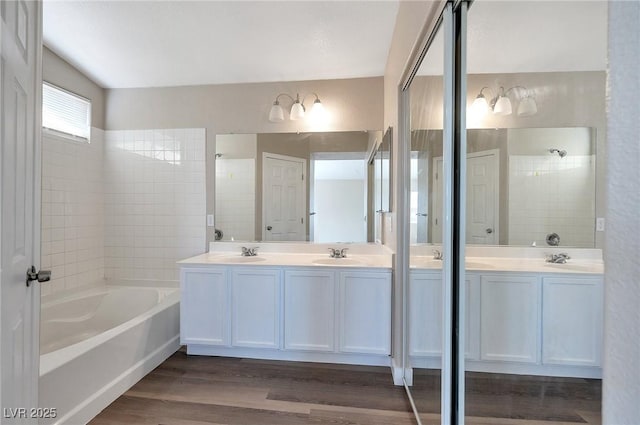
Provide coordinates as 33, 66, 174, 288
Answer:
207, 214, 214, 227
596, 217, 605, 232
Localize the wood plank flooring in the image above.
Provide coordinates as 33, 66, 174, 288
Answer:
90, 349, 601, 425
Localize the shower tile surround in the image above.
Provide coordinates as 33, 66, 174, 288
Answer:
509, 155, 596, 247
41, 128, 207, 294
41, 129, 105, 295
103, 129, 206, 281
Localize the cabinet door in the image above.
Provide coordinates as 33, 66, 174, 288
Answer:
408, 272, 442, 356
339, 272, 391, 355
480, 275, 540, 363
181, 268, 229, 346
284, 270, 335, 352
231, 268, 281, 349
542, 277, 603, 367
409, 272, 480, 359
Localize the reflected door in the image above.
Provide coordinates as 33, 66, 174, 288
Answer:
262, 154, 306, 241
466, 151, 498, 244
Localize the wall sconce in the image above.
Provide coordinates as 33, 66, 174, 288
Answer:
471, 86, 537, 117
268, 92, 325, 123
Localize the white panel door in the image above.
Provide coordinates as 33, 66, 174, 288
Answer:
284, 270, 335, 352
262, 153, 306, 241
542, 277, 603, 367
180, 268, 229, 346
480, 275, 540, 363
338, 271, 391, 355
1, 0, 42, 417
231, 268, 281, 349
466, 151, 498, 244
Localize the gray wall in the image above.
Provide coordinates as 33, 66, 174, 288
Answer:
105, 77, 382, 245
42, 46, 106, 129
603, 2, 640, 423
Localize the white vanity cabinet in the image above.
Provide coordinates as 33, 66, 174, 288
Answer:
480, 275, 541, 364
180, 263, 392, 366
339, 271, 392, 355
231, 268, 281, 349
180, 267, 229, 346
542, 276, 603, 367
408, 271, 480, 359
283, 269, 336, 352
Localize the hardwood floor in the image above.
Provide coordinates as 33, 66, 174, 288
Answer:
90, 349, 601, 425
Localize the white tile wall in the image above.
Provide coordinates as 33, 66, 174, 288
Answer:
41, 128, 105, 295
508, 155, 596, 247
103, 128, 206, 281
214, 158, 255, 241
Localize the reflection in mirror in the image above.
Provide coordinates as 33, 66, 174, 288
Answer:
213, 131, 380, 243
410, 127, 596, 247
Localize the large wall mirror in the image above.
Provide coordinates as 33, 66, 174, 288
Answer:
213, 130, 385, 243
411, 126, 596, 247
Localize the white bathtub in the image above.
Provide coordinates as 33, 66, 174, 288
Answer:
39, 283, 180, 425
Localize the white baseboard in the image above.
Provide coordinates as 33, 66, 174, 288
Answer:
55, 335, 180, 425
186, 344, 391, 367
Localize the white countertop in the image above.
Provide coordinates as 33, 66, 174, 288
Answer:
411, 256, 604, 275
178, 252, 603, 274
178, 252, 393, 269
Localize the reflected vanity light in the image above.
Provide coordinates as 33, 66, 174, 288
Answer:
269, 92, 325, 123
471, 86, 537, 117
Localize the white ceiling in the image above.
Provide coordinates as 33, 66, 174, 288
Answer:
43, 0, 400, 89
44, 1, 608, 90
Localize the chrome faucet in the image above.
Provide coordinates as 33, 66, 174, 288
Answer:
241, 247, 259, 257
328, 248, 348, 258
546, 252, 570, 264
433, 249, 443, 260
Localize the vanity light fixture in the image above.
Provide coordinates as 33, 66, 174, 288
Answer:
471, 86, 537, 117
268, 92, 325, 123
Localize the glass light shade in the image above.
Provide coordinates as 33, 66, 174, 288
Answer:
310, 99, 325, 119
290, 101, 305, 120
268, 103, 284, 122
493, 95, 512, 115
471, 95, 489, 116
517, 96, 538, 116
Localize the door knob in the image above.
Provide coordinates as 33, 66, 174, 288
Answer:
266, 225, 273, 231
26, 265, 51, 287
485, 228, 493, 234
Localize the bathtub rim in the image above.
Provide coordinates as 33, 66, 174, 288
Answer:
40, 283, 180, 376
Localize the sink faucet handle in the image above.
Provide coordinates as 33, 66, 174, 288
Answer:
433, 249, 443, 260
340, 248, 348, 258
328, 248, 337, 258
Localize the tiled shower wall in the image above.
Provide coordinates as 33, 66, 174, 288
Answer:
103, 128, 206, 281
41, 129, 105, 296
508, 155, 596, 247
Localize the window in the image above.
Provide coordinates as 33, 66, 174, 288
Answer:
42, 82, 91, 142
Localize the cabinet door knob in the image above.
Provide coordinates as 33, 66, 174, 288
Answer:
486, 228, 493, 234
266, 225, 273, 231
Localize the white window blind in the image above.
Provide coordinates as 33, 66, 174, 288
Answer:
42, 82, 91, 141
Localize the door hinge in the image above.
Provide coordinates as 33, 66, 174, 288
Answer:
302, 174, 304, 181
435, 172, 438, 180
301, 218, 304, 224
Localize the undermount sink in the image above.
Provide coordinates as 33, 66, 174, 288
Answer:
218, 256, 267, 263
312, 257, 367, 266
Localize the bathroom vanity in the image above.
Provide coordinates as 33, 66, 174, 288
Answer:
409, 249, 604, 379
178, 243, 393, 366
